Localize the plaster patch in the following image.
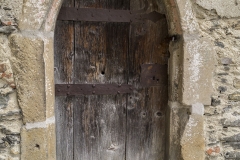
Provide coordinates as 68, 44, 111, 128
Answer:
191, 103, 204, 115
25, 116, 55, 129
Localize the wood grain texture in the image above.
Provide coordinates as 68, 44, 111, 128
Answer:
55, 0, 169, 159
73, 22, 129, 159
54, 0, 74, 159
126, 0, 168, 159
73, 0, 129, 159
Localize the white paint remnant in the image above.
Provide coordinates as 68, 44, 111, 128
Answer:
186, 39, 203, 99
191, 103, 204, 115
25, 116, 55, 129
182, 1, 199, 34
185, 116, 198, 137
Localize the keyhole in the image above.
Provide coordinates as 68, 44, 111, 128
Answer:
153, 76, 155, 80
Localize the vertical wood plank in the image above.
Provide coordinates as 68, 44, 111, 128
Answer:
73, 0, 130, 159
126, 0, 169, 159
54, 0, 75, 159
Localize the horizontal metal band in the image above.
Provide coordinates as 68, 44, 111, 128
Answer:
57, 7, 165, 23
55, 84, 133, 96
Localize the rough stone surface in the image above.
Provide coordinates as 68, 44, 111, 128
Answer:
19, 0, 52, 30
192, 0, 240, 159
43, 36, 55, 118
21, 128, 47, 160
221, 57, 233, 65
167, 102, 189, 160
233, 79, 240, 89
229, 92, 240, 101
9, 33, 46, 123
0, 35, 22, 159
191, 103, 204, 115
181, 114, 205, 160
181, 36, 215, 105
196, 0, 240, 18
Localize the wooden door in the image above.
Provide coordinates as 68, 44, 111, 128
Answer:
54, 0, 169, 159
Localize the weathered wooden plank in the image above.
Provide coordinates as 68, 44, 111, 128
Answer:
126, 0, 168, 159
73, 0, 129, 159
54, 0, 75, 159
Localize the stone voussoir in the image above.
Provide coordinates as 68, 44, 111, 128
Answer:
9, 33, 46, 123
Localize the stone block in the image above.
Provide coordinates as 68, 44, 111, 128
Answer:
43, 0, 63, 32
9, 33, 45, 123
215, 41, 225, 48
19, 0, 53, 30
47, 123, 56, 160
177, 0, 200, 34
191, 103, 204, 115
0, 26, 17, 34
167, 102, 189, 160
222, 133, 240, 142
181, 36, 215, 105
43, 37, 55, 118
196, 0, 240, 18
21, 127, 47, 160
229, 92, 240, 101
162, 0, 182, 35
225, 151, 240, 159
217, 86, 227, 93
233, 79, 240, 89
211, 96, 221, 106
222, 118, 240, 127
221, 58, 233, 65
206, 146, 220, 155
181, 114, 205, 160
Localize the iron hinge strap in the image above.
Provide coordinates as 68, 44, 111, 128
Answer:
55, 84, 133, 96
57, 7, 165, 23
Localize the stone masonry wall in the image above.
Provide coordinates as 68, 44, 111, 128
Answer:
0, 0, 240, 159
192, 0, 240, 159
0, 0, 59, 159
0, 1, 21, 160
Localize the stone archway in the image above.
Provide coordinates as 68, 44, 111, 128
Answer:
2, 0, 214, 159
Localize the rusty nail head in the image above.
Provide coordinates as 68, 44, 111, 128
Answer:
117, 91, 120, 94
92, 91, 95, 94
118, 84, 121, 87
67, 85, 70, 88
57, 89, 60, 92
92, 84, 96, 88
